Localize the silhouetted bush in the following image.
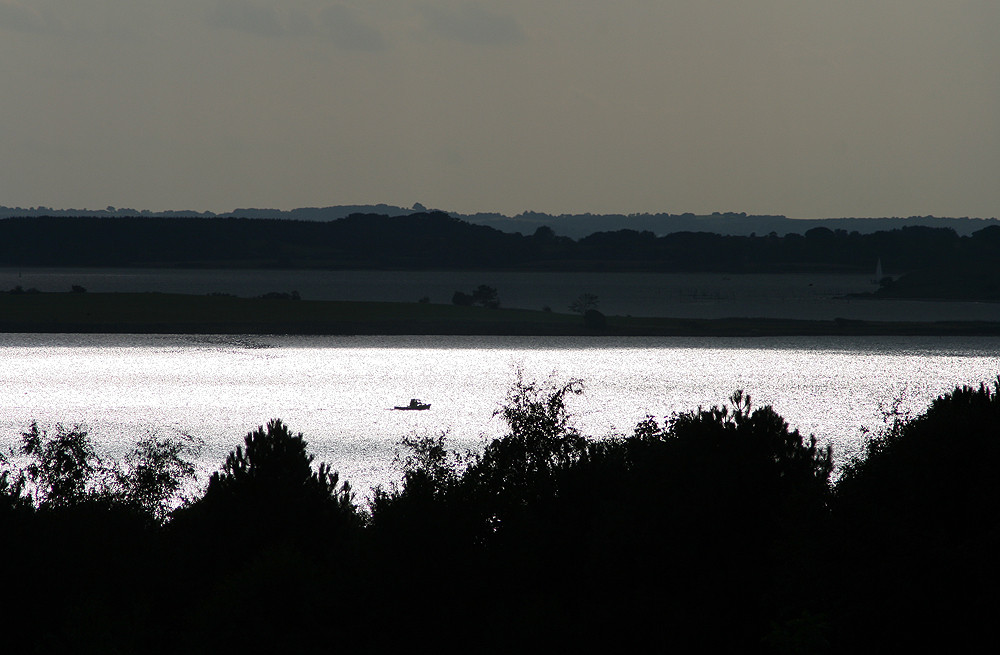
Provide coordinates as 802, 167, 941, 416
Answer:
452, 290, 474, 306
257, 290, 300, 300
368, 382, 836, 649
0, 423, 197, 651
583, 308, 606, 329
452, 285, 500, 308
549, 390, 835, 648
830, 378, 1000, 649
8, 376, 1000, 651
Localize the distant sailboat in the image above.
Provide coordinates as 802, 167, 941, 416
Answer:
872, 258, 883, 284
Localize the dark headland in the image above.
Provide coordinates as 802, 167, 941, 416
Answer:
2, 210, 999, 335
2, 291, 1000, 336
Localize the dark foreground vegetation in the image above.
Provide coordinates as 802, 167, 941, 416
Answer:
3, 375, 999, 651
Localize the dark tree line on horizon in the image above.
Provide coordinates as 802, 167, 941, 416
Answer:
2, 203, 996, 239
2, 213, 1000, 299
3, 375, 1000, 652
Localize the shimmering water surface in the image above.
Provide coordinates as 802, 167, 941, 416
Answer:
2, 333, 998, 498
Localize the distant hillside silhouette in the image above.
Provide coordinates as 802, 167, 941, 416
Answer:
1, 204, 996, 238
462, 211, 1000, 239
4, 212, 1000, 291
0, 203, 416, 221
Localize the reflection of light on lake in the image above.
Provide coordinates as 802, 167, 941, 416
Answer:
1, 333, 998, 499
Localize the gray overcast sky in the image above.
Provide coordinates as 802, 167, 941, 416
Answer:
1, 1, 997, 217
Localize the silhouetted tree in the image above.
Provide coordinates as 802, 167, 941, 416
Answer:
830, 379, 1000, 649
367, 431, 471, 560
17, 376, 1000, 651
19, 422, 101, 508
166, 419, 364, 652
9, 422, 199, 520
471, 284, 500, 308
477, 374, 583, 477
111, 436, 200, 521
394, 432, 467, 497
569, 292, 599, 314
0, 425, 198, 651
0, 465, 30, 515
199, 419, 355, 522
371, 374, 585, 543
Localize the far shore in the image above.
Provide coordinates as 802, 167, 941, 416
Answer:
2, 291, 1000, 337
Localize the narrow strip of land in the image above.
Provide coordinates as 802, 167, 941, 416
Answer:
2, 292, 999, 336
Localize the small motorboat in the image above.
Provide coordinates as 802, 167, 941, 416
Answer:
394, 398, 431, 410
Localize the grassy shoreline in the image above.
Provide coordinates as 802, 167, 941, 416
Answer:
2, 291, 1000, 336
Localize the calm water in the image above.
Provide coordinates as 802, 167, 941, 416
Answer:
2, 333, 998, 498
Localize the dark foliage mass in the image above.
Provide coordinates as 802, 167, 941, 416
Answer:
831, 381, 1000, 650
2, 214, 1000, 293
2, 377, 999, 651
452, 284, 500, 308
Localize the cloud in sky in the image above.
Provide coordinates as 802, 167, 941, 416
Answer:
0, 1, 62, 34
319, 4, 386, 52
207, 1, 297, 38
203, 2, 523, 50
0, 1, 997, 218
205, 1, 385, 50
417, 3, 524, 46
